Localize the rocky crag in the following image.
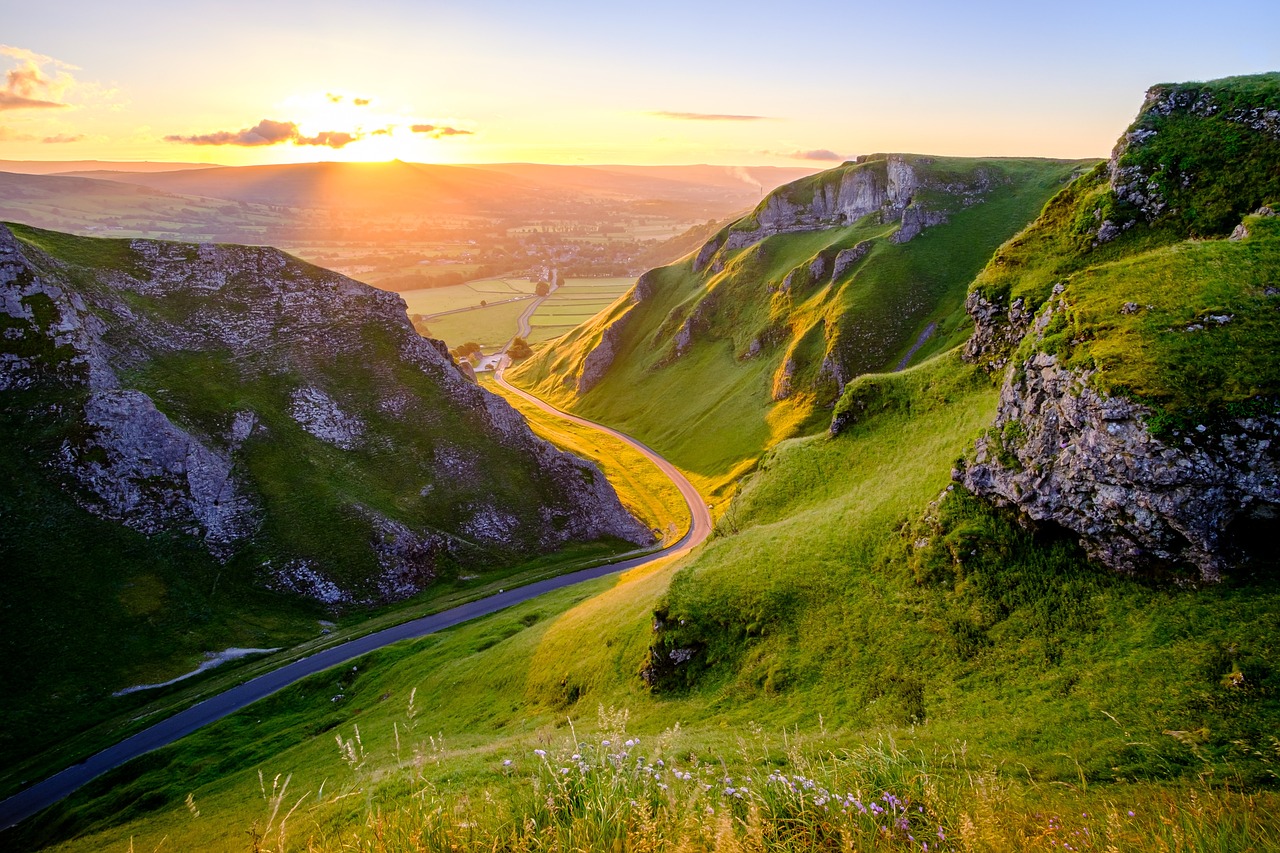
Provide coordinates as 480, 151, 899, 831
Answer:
955, 73, 1280, 581
1, 223, 650, 606
550, 155, 1079, 412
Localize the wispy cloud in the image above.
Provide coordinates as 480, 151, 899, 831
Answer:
650, 110, 772, 122
790, 149, 850, 161
326, 92, 372, 106
166, 118, 361, 149
42, 132, 84, 143
410, 123, 473, 138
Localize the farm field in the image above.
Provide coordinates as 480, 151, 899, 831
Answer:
527, 276, 634, 344
419, 298, 531, 351
401, 277, 538, 317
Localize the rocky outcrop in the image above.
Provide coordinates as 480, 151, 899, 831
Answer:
691, 155, 996, 273
957, 300, 1280, 582
576, 271, 657, 394
961, 289, 1038, 371
68, 389, 257, 558
831, 241, 872, 279
2, 223, 652, 607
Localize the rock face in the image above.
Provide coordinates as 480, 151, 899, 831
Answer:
693, 155, 997, 273
957, 351, 1280, 582
575, 270, 657, 394
959, 296, 1280, 583
1, 223, 650, 606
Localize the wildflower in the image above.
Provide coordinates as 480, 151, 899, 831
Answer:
503, 759, 512, 767
937, 826, 946, 841
534, 749, 546, 758
602, 740, 611, 747
1128, 810, 1135, 817
625, 739, 636, 748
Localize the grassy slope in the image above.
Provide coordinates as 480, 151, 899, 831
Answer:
512, 158, 1084, 505
481, 373, 689, 543
23, 350, 1280, 852
973, 73, 1280, 327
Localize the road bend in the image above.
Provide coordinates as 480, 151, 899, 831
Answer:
0, 373, 710, 832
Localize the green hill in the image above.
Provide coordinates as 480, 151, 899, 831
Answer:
510, 155, 1087, 503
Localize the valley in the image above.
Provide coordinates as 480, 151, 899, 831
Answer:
1, 36, 1279, 853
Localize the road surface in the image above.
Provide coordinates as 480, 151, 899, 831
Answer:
0, 374, 711, 832
494, 360, 711, 552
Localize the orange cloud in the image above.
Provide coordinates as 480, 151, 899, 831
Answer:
0, 44, 78, 111
410, 123, 473, 138
651, 111, 772, 121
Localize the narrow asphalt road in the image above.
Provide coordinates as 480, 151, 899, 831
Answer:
0, 375, 711, 832
494, 360, 711, 551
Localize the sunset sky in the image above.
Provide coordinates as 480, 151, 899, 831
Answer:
4, 0, 1279, 166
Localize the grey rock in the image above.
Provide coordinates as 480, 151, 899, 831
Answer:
69, 389, 256, 558
958, 300, 1280, 582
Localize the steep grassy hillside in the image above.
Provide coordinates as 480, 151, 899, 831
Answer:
0, 223, 647, 791
511, 156, 1086, 503
19, 352, 1280, 852
957, 73, 1280, 581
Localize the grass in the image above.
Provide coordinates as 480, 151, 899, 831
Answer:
511, 157, 1083, 504
17, 350, 1280, 851
970, 73, 1280, 358
400, 278, 538, 317
481, 374, 690, 543
411, 298, 531, 350
1035, 213, 1280, 428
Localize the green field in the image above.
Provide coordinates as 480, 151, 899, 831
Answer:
418, 299, 531, 350
401, 277, 538, 316
527, 277, 634, 344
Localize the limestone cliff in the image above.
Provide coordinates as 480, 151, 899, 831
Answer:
956, 74, 1280, 581
1, 223, 650, 606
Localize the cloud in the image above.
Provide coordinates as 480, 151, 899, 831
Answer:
0, 92, 65, 110
410, 123, 473, 138
0, 126, 36, 142
370, 127, 393, 136
297, 130, 357, 148
0, 44, 78, 111
166, 118, 300, 146
790, 149, 850, 161
42, 132, 84, 143
650, 110, 771, 122
326, 93, 370, 106
166, 119, 363, 149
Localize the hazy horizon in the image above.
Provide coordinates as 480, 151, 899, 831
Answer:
5, 0, 1278, 168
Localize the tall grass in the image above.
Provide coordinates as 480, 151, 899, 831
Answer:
240, 708, 1280, 852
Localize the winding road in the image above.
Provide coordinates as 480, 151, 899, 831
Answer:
0, 376, 711, 832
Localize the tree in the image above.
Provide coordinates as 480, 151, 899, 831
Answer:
534, 281, 550, 297
507, 337, 533, 360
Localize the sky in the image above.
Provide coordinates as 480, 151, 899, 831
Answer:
3, 0, 1279, 166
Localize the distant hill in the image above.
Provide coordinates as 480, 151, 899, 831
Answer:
57, 160, 819, 218
0, 159, 220, 175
